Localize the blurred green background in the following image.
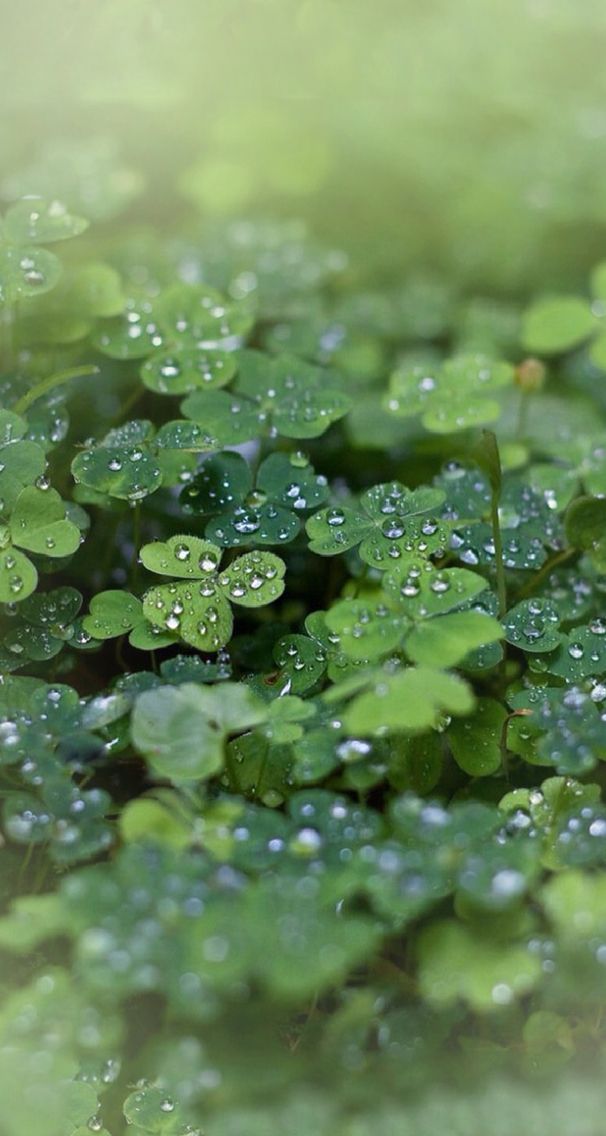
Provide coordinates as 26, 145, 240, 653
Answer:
2, 0, 606, 294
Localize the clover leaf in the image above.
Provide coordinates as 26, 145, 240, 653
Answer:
182, 349, 351, 442
306, 480, 447, 568
448, 697, 506, 776
1, 586, 82, 668
180, 450, 329, 547
436, 463, 563, 570
82, 590, 176, 650
93, 283, 254, 402
503, 598, 562, 653
386, 353, 513, 433
339, 666, 475, 735
538, 620, 606, 681
140, 535, 285, 651
0, 486, 81, 602
19, 262, 125, 346
0, 196, 89, 307
565, 495, 606, 571
71, 418, 215, 504
326, 565, 502, 666
131, 681, 267, 782
417, 920, 541, 1010
522, 263, 606, 364
0, 419, 46, 513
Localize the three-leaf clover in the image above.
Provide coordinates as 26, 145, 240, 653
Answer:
306, 481, 447, 568
180, 450, 329, 546
131, 681, 267, 781
0, 196, 88, 306
0, 586, 83, 669
338, 665, 475, 734
82, 590, 176, 650
0, 486, 81, 602
181, 349, 351, 443
93, 281, 253, 393
326, 565, 502, 666
140, 535, 286, 651
71, 419, 215, 504
385, 353, 513, 433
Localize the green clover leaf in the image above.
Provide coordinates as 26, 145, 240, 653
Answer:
306, 480, 446, 568
521, 263, 606, 365
180, 450, 328, 547
326, 565, 501, 666
0, 244, 62, 304
565, 495, 606, 572
93, 284, 254, 402
19, 262, 125, 346
140, 536, 285, 651
417, 920, 541, 1010
386, 353, 513, 433
0, 486, 81, 602
503, 598, 562, 653
2, 197, 89, 244
522, 296, 596, 355
0, 429, 46, 514
448, 697, 507, 776
436, 464, 563, 570
0, 196, 90, 307
131, 681, 267, 782
341, 666, 475, 734
1, 587, 82, 668
71, 418, 215, 503
82, 590, 176, 651
182, 349, 351, 442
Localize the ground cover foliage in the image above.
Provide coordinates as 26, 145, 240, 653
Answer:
1, 167, 606, 1136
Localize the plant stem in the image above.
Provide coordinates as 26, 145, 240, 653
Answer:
516, 389, 530, 438
14, 364, 99, 416
514, 546, 576, 603
0, 303, 14, 371
491, 491, 507, 619
131, 502, 142, 589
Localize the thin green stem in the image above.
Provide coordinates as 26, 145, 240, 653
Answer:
0, 303, 15, 370
131, 502, 142, 590
490, 491, 507, 619
514, 547, 576, 603
516, 389, 531, 438
14, 364, 99, 416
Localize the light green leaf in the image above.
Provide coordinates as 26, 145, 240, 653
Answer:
343, 667, 474, 734
10, 486, 81, 557
82, 591, 142, 639
0, 544, 38, 602
140, 535, 222, 578
141, 347, 236, 395
3, 196, 88, 243
522, 296, 595, 354
404, 611, 503, 666
131, 681, 266, 782
0, 244, 62, 304
417, 920, 541, 1009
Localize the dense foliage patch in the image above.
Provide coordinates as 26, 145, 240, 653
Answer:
1, 175, 606, 1135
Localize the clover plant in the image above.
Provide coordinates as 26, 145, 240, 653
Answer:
1, 183, 606, 1136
